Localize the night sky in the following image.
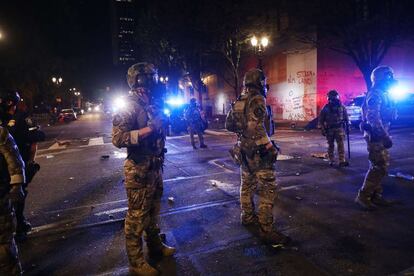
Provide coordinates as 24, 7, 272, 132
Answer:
0, 0, 113, 96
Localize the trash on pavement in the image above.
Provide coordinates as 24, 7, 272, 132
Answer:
58, 140, 71, 146
311, 152, 328, 159
210, 180, 219, 187
295, 196, 303, 200
100, 155, 110, 160
46, 155, 54, 159
168, 197, 174, 203
68, 177, 75, 180
295, 172, 300, 176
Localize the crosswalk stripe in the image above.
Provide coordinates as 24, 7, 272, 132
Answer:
88, 137, 104, 146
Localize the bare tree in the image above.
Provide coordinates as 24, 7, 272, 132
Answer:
288, 0, 414, 89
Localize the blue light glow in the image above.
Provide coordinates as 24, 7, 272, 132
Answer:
390, 85, 409, 101
166, 97, 184, 106
164, 108, 171, 116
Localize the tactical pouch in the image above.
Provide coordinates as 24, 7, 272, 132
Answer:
229, 143, 243, 166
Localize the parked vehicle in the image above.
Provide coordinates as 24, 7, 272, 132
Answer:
345, 93, 414, 127
73, 107, 84, 116
59, 108, 77, 122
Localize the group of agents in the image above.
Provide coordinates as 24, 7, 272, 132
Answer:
0, 92, 44, 275
111, 62, 397, 275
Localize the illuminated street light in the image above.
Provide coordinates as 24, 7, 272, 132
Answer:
0, 32, 3, 40
52, 77, 57, 83
58, 77, 63, 83
261, 37, 269, 48
250, 36, 258, 47
250, 35, 270, 69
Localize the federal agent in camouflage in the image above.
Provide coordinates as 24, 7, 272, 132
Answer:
226, 68, 290, 245
319, 90, 349, 167
112, 62, 175, 276
184, 98, 207, 149
0, 91, 44, 240
0, 126, 25, 275
355, 66, 397, 210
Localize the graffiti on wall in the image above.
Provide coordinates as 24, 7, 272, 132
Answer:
267, 49, 317, 121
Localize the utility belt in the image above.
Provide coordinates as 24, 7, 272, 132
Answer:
127, 148, 166, 170
229, 140, 279, 171
326, 122, 343, 129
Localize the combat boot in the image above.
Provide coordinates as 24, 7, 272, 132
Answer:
259, 228, 291, 245
200, 144, 207, 149
371, 193, 393, 206
15, 220, 32, 241
355, 191, 376, 210
146, 234, 176, 258
339, 161, 349, 167
129, 261, 159, 276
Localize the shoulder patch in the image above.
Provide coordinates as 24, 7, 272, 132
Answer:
254, 107, 265, 118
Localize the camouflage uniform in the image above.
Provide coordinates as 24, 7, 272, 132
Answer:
112, 63, 173, 274
319, 96, 349, 164
0, 126, 25, 275
1, 91, 44, 238
356, 66, 396, 209
226, 69, 288, 244
239, 87, 276, 232
184, 99, 206, 149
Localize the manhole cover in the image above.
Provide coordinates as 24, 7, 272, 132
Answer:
277, 154, 294, 161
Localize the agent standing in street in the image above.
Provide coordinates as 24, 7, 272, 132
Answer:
0, 126, 25, 275
319, 90, 349, 167
112, 62, 175, 275
355, 66, 397, 210
184, 98, 207, 149
226, 68, 290, 245
0, 91, 43, 240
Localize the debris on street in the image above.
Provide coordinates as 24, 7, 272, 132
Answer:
311, 152, 328, 159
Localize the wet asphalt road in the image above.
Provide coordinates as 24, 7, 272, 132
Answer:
17, 113, 414, 275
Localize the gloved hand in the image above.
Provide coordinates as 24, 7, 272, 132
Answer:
9, 184, 25, 204
147, 107, 168, 132
383, 136, 393, 149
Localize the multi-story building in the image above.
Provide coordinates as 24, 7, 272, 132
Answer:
110, 0, 137, 67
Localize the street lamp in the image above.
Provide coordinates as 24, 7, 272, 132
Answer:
0, 32, 3, 40
250, 35, 269, 69
52, 76, 63, 85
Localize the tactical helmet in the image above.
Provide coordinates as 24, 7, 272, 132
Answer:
127, 62, 158, 89
243, 68, 266, 90
327, 90, 339, 100
370, 66, 396, 89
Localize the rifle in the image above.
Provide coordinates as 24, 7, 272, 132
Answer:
344, 121, 351, 159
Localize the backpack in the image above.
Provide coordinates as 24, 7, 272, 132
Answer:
225, 94, 248, 134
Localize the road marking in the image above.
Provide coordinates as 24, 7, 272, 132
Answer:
36, 148, 83, 158
88, 137, 104, 146
208, 158, 236, 173
48, 142, 67, 150
95, 198, 238, 218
